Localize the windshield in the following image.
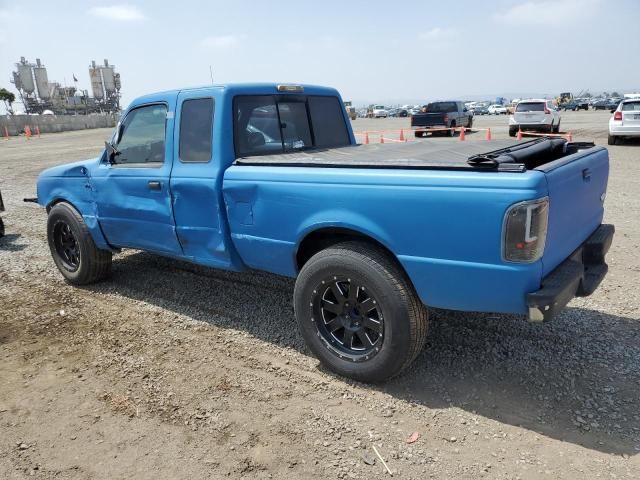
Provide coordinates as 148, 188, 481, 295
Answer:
374, 105, 385, 110
425, 102, 456, 113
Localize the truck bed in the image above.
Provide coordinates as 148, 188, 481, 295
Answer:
234, 138, 572, 172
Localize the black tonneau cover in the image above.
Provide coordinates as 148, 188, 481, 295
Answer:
234, 138, 570, 172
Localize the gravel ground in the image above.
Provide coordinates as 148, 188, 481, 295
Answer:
1, 111, 639, 479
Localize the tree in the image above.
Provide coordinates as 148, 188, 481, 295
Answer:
611, 91, 621, 98
0, 88, 16, 115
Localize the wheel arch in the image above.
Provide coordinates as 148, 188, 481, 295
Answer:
295, 227, 415, 291
46, 197, 116, 252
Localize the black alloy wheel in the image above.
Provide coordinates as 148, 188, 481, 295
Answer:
53, 220, 81, 271
312, 276, 384, 361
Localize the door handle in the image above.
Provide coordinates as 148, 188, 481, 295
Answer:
148, 181, 162, 191
582, 168, 592, 181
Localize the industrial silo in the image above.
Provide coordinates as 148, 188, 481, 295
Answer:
89, 60, 104, 100
16, 58, 35, 94
12, 71, 23, 91
33, 58, 51, 100
101, 59, 116, 94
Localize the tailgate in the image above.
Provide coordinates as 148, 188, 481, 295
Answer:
538, 147, 609, 276
514, 111, 545, 124
411, 113, 445, 127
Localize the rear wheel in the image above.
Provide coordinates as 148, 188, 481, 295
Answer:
294, 242, 429, 383
448, 122, 456, 137
467, 118, 473, 129
553, 121, 560, 133
607, 134, 618, 145
509, 127, 517, 137
414, 131, 424, 138
47, 202, 112, 285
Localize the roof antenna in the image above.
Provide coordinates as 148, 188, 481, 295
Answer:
209, 65, 214, 85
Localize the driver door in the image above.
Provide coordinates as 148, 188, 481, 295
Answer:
92, 101, 183, 256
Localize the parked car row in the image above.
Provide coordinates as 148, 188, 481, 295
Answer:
594, 98, 624, 110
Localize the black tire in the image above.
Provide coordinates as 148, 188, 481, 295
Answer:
0, 217, 4, 238
294, 242, 429, 383
553, 121, 560, 133
468, 118, 473, 129
414, 131, 424, 138
509, 127, 517, 137
448, 122, 456, 137
607, 134, 617, 145
47, 202, 112, 285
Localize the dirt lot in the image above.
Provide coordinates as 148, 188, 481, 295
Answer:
1, 111, 639, 479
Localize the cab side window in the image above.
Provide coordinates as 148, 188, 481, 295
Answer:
115, 104, 167, 165
180, 98, 214, 163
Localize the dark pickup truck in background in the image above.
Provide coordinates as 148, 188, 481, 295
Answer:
411, 101, 473, 137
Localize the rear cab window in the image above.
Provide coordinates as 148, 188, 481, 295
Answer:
425, 102, 456, 113
234, 94, 350, 157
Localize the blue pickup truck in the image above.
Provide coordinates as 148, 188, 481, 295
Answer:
36, 83, 614, 382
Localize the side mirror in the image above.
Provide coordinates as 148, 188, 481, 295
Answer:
104, 140, 120, 164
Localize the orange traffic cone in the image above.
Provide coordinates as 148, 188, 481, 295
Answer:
399, 129, 405, 142
516, 128, 523, 141
485, 128, 492, 141
459, 127, 466, 141
567, 132, 573, 142
364, 132, 369, 144
380, 135, 384, 144
24, 125, 31, 139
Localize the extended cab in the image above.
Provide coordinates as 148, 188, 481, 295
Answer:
37, 83, 614, 382
411, 101, 473, 137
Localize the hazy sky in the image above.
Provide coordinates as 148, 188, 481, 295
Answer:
1, 0, 639, 110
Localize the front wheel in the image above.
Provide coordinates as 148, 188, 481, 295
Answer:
294, 242, 429, 383
553, 121, 560, 133
47, 202, 112, 285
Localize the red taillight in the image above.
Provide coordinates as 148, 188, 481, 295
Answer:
443, 114, 449, 123
613, 111, 622, 121
544, 105, 551, 114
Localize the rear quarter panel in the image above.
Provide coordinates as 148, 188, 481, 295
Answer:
223, 166, 549, 314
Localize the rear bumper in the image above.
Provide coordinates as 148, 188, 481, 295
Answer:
527, 224, 614, 322
511, 123, 553, 131
609, 124, 640, 136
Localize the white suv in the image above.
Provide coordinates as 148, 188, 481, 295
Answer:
509, 99, 561, 136
372, 105, 388, 118
608, 99, 640, 145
